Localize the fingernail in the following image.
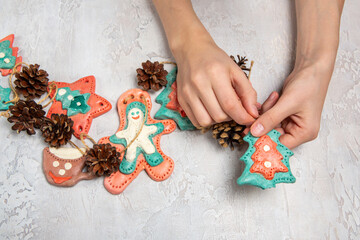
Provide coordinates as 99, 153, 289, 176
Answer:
269, 92, 276, 100
251, 123, 264, 136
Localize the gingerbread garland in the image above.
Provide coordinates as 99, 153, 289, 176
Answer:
0, 34, 297, 192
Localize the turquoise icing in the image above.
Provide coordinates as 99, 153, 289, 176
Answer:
0, 40, 16, 69
110, 101, 165, 174
55, 87, 91, 116
0, 85, 13, 110
155, 67, 196, 131
237, 129, 296, 189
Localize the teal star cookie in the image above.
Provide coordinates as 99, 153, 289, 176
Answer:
155, 67, 196, 131
237, 129, 296, 189
56, 87, 91, 116
0, 85, 13, 110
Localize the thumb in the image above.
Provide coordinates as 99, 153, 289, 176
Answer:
250, 99, 292, 137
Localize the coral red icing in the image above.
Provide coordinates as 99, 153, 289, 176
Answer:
249, 135, 288, 180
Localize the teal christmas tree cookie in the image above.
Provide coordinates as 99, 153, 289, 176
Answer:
0, 85, 13, 110
237, 129, 296, 189
155, 67, 196, 130
55, 87, 91, 116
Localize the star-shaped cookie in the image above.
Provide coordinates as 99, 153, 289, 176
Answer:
0, 34, 22, 77
155, 67, 196, 131
0, 85, 12, 110
99, 89, 176, 194
237, 129, 296, 189
47, 76, 112, 138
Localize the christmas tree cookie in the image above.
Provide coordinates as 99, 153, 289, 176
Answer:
0, 85, 12, 110
237, 129, 296, 189
155, 67, 196, 130
99, 89, 176, 194
0, 34, 22, 76
47, 76, 112, 138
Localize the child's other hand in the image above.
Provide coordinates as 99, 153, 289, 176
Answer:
173, 37, 258, 127
250, 65, 331, 149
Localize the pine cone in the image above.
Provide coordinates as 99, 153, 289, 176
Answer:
212, 120, 246, 150
14, 64, 49, 100
85, 144, 120, 176
8, 100, 46, 135
41, 114, 74, 148
136, 60, 168, 91
230, 55, 250, 76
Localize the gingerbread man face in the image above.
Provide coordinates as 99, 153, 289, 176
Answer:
98, 89, 176, 194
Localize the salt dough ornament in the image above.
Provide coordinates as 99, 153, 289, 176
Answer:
98, 88, 176, 194
0, 85, 12, 110
155, 67, 196, 130
47, 76, 112, 138
237, 129, 296, 189
43, 147, 95, 187
0, 34, 22, 76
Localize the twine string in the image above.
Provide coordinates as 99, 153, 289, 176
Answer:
4, 62, 29, 104
69, 139, 85, 155
159, 61, 177, 66
248, 60, 254, 81
38, 82, 58, 108
79, 133, 97, 151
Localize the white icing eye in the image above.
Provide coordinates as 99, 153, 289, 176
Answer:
264, 161, 272, 168
53, 161, 60, 167
76, 102, 81, 106
64, 163, 72, 170
67, 95, 74, 101
4, 58, 10, 63
0, 52, 5, 58
263, 145, 270, 152
58, 89, 67, 96
59, 169, 66, 175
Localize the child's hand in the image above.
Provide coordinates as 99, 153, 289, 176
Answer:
250, 66, 332, 149
173, 38, 258, 127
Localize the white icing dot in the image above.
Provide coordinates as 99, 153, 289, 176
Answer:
67, 95, 74, 101
64, 163, 72, 170
76, 102, 81, 106
58, 89, 67, 96
263, 145, 270, 152
0, 52, 5, 58
52, 161, 60, 167
264, 161, 272, 168
4, 58, 10, 63
59, 169, 66, 175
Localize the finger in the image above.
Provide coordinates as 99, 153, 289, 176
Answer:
261, 91, 279, 114
250, 98, 294, 137
231, 67, 258, 118
177, 96, 200, 127
199, 89, 231, 123
213, 83, 255, 125
188, 97, 214, 127
279, 133, 299, 149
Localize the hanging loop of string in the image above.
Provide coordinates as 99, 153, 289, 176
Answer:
37, 82, 58, 108
79, 133, 97, 151
4, 62, 29, 105
159, 61, 177, 66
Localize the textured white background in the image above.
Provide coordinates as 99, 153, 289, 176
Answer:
0, 0, 359, 239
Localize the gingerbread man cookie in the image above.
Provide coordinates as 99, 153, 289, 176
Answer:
0, 34, 22, 76
237, 129, 296, 189
155, 67, 196, 131
99, 89, 176, 194
47, 76, 112, 138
